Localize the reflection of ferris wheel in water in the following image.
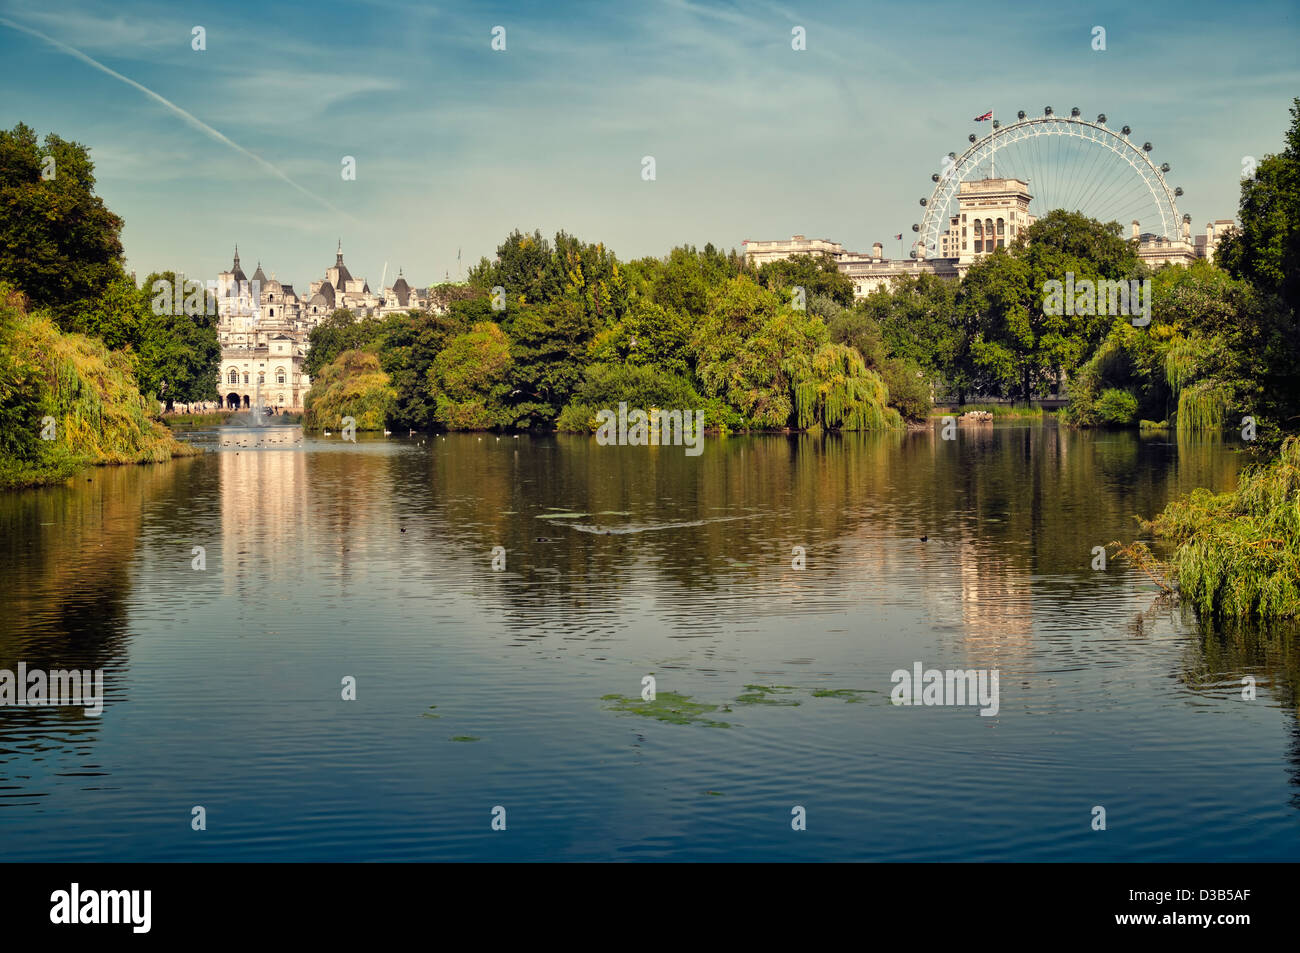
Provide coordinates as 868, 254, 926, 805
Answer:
913, 107, 1185, 258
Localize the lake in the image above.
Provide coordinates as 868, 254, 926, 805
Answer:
2, 421, 1296, 861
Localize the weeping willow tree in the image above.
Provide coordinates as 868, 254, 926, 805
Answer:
1163, 335, 1227, 436
0, 288, 196, 488
787, 343, 902, 432
303, 349, 397, 431
1144, 436, 1300, 621
1175, 382, 1228, 436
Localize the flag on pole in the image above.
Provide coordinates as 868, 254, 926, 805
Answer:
894, 233, 903, 240
973, 110, 993, 121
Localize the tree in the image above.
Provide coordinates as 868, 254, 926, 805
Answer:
427, 322, 513, 429
501, 297, 601, 428
305, 309, 387, 378
136, 271, 220, 406
756, 252, 855, 308
303, 350, 396, 431
378, 307, 473, 431
1215, 97, 1300, 435
0, 123, 126, 323
1217, 97, 1300, 320
691, 276, 829, 428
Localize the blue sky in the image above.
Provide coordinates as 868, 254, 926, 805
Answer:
1, 0, 1297, 289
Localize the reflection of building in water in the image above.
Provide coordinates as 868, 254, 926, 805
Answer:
956, 541, 1034, 665
916, 538, 1034, 668
219, 447, 310, 596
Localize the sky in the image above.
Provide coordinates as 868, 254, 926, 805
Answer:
1, 0, 1297, 291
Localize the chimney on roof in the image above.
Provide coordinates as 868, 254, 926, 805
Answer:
1131, 220, 1140, 241
872, 242, 883, 260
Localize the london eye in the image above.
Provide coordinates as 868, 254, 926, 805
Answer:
913, 107, 1184, 258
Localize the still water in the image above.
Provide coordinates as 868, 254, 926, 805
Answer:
1, 422, 1296, 861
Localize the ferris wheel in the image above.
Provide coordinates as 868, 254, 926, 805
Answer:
913, 107, 1185, 258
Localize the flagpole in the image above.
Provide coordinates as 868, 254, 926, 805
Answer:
991, 109, 996, 179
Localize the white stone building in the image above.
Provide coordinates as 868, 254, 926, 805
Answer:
215, 243, 435, 410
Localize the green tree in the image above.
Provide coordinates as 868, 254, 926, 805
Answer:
0, 123, 126, 323
303, 350, 396, 431
1217, 97, 1300, 319
427, 321, 514, 429
135, 271, 220, 407
756, 252, 855, 308
305, 309, 389, 378
379, 307, 473, 431
691, 276, 829, 428
501, 297, 601, 428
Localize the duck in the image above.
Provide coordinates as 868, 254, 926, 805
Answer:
324, 428, 332, 436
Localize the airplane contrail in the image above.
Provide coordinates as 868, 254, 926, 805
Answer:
0, 16, 358, 223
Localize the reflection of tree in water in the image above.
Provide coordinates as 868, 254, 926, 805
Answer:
0, 460, 197, 795
387, 428, 1242, 648
1175, 612, 1300, 808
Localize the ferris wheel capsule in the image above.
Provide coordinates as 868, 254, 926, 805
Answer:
920, 198, 928, 206
1175, 187, 1184, 197
969, 133, 977, 142
992, 120, 1000, 129
1121, 125, 1131, 136
1070, 106, 1081, 117
1044, 106, 1053, 115
1017, 110, 1026, 120
932, 173, 940, 182
1143, 142, 1153, 152
1097, 113, 1107, 124
1161, 162, 1170, 173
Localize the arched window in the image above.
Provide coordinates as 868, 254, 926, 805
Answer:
276, 368, 286, 384
269, 308, 274, 317
258, 372, 265, 384
228, 369, 238, 384
997, 218, 1005, 236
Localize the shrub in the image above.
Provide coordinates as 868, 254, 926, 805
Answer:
1095, 388, 1138, 426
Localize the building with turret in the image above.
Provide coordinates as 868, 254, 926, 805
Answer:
215, 242, 436, 411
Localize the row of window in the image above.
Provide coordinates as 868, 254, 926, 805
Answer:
227, 370, 288, 385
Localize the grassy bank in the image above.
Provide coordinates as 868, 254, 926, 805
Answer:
1141, 437, 1300, 621
164, 411, 232, 427
0, 290, 199, 489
